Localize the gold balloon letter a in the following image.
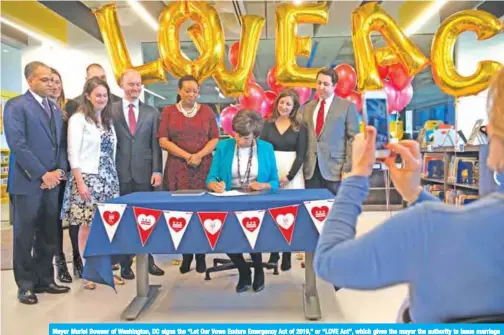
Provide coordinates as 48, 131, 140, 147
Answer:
275, 2, 329, 88
187, 15, 265, 97
351, 2, 429, 92
431, 10, 502, 98
158, 1, 224, 83
94, 4, 166, 85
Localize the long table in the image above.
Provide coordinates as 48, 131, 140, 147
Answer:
83, 189, 333, 321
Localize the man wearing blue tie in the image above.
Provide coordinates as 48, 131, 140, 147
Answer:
4, 61, 71, 305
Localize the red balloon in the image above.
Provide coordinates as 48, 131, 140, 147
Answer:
346, 91, 362, 113
267, 67, 284, 93
220, 105, 240, 136
229, 42, 240, 68
334, 64, 357, 98
238, 82, 265, 111
295, 87, 312, 105
393, 83, 414, 111
378, 63, 389, 80
383, 80, 398, 114
388, 63, 412, 91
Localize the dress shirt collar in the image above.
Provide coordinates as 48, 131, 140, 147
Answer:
123, 98, 139, 110
29, 90, 46, 107
320, 93, 335, 108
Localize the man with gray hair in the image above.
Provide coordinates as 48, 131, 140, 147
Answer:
4, 61, 71, 304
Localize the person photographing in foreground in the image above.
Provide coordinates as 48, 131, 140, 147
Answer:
314, 68, 504, 323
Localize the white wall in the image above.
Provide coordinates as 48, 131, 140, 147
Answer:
455, 30, 504, 138
21, 22, 144, 100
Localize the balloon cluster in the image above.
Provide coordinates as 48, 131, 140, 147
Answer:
379, 60, 414, 114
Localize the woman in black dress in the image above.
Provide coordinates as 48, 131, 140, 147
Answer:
260, 88, 307, 271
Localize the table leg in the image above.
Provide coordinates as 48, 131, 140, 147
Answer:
303, 252, 321, 321
121, 254, 160, 321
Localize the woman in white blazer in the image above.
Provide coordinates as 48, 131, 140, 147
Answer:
60, 77, 122, 289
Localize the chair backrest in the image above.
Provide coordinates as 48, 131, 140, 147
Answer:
445, 314, 504, 323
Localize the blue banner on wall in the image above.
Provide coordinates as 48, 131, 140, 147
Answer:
49, 324, 504, 335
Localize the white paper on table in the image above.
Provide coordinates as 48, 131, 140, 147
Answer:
208, 190, 252, 197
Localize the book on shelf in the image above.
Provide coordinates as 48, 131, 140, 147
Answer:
447, 156, 479, 187
422, 153, 444, 179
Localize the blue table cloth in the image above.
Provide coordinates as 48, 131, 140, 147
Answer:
83, 189, 333, 288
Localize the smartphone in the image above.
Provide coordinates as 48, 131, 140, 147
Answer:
363, 90, 391, 159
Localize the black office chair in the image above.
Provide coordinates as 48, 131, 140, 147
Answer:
204, 256, 279, 280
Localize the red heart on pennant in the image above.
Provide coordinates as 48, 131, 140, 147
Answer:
311, 206, 329, 222
242, 217, 260, 233
169, 217, 187, 233
103, 211, 120, 226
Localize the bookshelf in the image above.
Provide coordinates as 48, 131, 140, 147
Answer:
420, 145, 498, 204
0, 149, 9, 204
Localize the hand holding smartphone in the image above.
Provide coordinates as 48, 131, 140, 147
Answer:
362, 90, 391, 159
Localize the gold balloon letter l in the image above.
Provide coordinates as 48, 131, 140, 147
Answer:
275, 2, 329, 88
351, 2, 429, 92
94, 4, 166, 85
431, 10, 502, 98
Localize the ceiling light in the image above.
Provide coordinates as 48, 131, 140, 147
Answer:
126, 0, 158, 31
293, 0, 303, 5
404, 0, 448, 36
0, 16, 60, 47
144, 88, 166, 100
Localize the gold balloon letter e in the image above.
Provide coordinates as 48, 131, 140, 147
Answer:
275, 2, 329, 88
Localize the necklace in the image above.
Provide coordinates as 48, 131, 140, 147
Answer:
236, 141, 254, 188
178, 102, 198, 118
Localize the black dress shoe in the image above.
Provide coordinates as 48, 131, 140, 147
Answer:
121, 267, 135, 280
34, 283, 70, 294
55, 254, 73, 283
236, 270, 252, 293
252, 269, 265, 292
281, 252, 291, 272
149, 261, 165, 276
334, 286, 341, 292
195, 254, 206, 273
18, 289, 37, 305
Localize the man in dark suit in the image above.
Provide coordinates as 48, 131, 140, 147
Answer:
65, 63, 121, 118
4, 61, 71, 304
113, 69, 164, 279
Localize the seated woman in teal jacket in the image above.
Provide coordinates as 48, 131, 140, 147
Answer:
206, 110, 279, 293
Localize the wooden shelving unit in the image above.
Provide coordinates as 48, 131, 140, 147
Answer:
420, 145, 498, 202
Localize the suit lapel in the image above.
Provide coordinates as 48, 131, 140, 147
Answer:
116, 100, 133, 139
26, 92, 53, 142
135, 102, 147, 134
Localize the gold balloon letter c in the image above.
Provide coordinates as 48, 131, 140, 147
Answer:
431, 10, 502, 98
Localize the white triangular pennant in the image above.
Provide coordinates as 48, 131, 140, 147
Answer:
304, 199, 334, 233
235, 210, 265, 249
163, 211, 192, 250
97, 203, 127, 242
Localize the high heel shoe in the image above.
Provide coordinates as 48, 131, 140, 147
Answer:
73, 254, 83, 279
236, 269, 252, 293
252, 268, 265, 292
55, 254, 73, 283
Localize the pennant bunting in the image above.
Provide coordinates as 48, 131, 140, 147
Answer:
163, 210, 192, 250
97, 203, 127, 242
235, 210, 265, 249
197, 212, 228, 250
268, 205, 299, 245
304, 199, 334, 233
133, 206, 162, 246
